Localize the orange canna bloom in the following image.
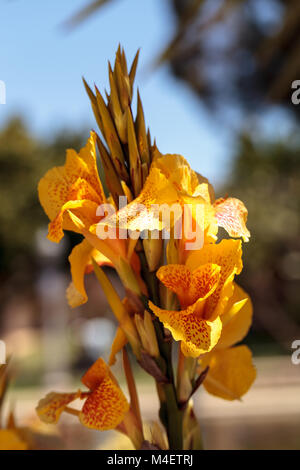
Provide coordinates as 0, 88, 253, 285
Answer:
38, 131, 105, 244
151, 152, 250, 244
38, 131, 145, 305
36, 358, 129, 431
102, 150, 217, 238
149, 239, 243, 358
186, 239, 243, 321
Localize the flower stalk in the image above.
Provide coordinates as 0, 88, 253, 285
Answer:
37, 46, 256, 450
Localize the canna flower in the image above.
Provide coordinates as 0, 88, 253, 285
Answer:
38, 131, 144, 305
151, 150, 250, 244
198, 283, 256, 400
102, 149, 250, 259
37, 358, 129, 431
37, 131, 121, 274
38, 131, 106, 244
106, 150, 217, 239
149, 239, 243, 357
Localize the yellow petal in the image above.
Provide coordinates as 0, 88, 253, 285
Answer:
102, 166, 179, 233
66, 239, 112, 308
186, 239, 243, 320
38, 132, 105, 242
217, 283, 253, 349
152, 152, 218, 245
152, 153, 199, 196
36, 391, 81, 424
194, 176, 215, 203
214, 197, 250, 242
157, 264, 191, 302
109, 327, 128, 365
79, 376, 129, 431
48, 198, 99, 243
202, 345, 256, 400
0, 430, 28, 450
81, 357, 108, 390
188, 263, 221, 307
157, 263, 220, 309
149, 301, 222, 358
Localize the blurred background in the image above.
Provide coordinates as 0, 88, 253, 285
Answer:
0, 0, 300, 449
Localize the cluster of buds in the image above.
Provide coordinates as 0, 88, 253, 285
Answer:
37, 47, 255, 450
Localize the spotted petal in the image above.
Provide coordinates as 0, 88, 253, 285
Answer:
187, 239, 243, 321
36, 391, 82, 424
79, 376, 129, 430
149, 301, 222, 358
157, 263, 220, 308
214, 197, 250, 242
38, 132, 105, 243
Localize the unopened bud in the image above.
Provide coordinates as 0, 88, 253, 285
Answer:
134, 311, 159, 358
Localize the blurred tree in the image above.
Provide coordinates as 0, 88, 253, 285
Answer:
0, 117, 83, 316
66, 0, 300, 117
0, 117, 85, 278
163, 0, 300, 113
221, 132, 300, 351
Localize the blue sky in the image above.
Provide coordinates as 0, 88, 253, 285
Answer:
0, 0, 237, 186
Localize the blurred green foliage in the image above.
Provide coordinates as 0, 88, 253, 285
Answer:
0, 117, 85, 275
222, 132, 300, 351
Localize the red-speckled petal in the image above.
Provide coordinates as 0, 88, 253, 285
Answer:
149, 301, 222, 358
187, 239, 243, 320
81, 358, 108, 391
79, 376, 129, 430
214, 197, 250, 242
36, 390, 81, 424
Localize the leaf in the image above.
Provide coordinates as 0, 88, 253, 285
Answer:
129, 49, 140, 93
63, 0, 116, 29
135, 90, 150, 165
192, 366, 209, 395
96, 134, 125, 206
123, 348, 143, 433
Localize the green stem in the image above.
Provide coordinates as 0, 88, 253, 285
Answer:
138, 251, 160, 304
154, 320, 183, 449
139, 249, 183, 449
